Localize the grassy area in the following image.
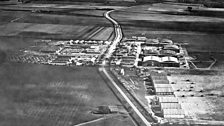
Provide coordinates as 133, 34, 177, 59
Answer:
168, 74, 224, 120
0, 62, 133, 126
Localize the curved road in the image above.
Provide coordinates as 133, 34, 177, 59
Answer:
99, 10, 152, 126
103, 10, 123, 61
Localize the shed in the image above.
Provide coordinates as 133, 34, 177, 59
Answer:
122, 56, 136, 60
164, 114, 185, 118
146, 39, 159, 44
162, 109, 185, 118
163, 44, 179, 53
160, 103, 181, 109
153, 79, 169, 84
150, 70, 167, 75
154, 84, 172, 88
144, 81, 153, 86
155, 87, 174, 95
158, 96, 179, 103
160, 39, 173, 45
160, 50, 177, 56
150, 75, 168, 80
143, 49, 159, 55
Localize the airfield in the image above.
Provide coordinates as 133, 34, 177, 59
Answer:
0, 0, 224, 126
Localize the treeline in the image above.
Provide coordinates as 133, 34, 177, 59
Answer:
176, 0, 224, 8
19, 0, 165, 4
19, 0, 109, 3
135, 0, 164, 3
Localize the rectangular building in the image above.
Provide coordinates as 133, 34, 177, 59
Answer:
155, 87, 174, 95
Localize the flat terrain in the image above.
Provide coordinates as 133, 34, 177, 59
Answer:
0, 2, 134, 126
168, 73, 224, 121
109, 2, 224, 122
0, 62, 134, 126
0, 7, 114, 40
110, 3, 224, 69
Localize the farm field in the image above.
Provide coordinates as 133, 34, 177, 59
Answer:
111, 3, 224, 33
0, 62, 134, 126
0, 3, 133, 125
0, 9, 114, 40
70, 10, 107, 17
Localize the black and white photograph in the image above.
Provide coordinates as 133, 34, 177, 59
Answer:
0, 0, 224, 125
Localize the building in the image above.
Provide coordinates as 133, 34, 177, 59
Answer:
150, 71, 168, 80
120, 59, 135, 67
146, 39, 159, 44
163, 44, 180, 53
160, 39, 173, 45
158, 96, 179, 103
154, 84, 172, 88
152, 79, 170, 85
161, 56, 180, 67
50, 56, 71, 65
143, 47, 160, 56
154, 87, 174, 95
160, 103, 181, 109
142, 56, 161, 67
160, 50, 177, 56
162, 109, 185, 118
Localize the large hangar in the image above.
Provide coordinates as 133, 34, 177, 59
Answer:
142, 56, 161, 67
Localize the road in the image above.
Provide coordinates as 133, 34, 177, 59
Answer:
99, 10, 152, 126
103, 10, 123, 61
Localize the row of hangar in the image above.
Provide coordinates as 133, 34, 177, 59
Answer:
144, 71, 185, 119
141, 56, 180, 67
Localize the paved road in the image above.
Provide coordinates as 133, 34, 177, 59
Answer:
103, 10, 122, 61
100, 10, 152, 126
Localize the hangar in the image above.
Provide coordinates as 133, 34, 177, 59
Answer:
142, 56, 161, 67
161, 56, 180, 67
163, 44, 180, 53
160, 39, 173, 45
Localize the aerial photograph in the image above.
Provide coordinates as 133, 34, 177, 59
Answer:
0, 0, 224, 125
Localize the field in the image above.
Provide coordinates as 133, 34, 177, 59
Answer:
0, 7, 114, 41
0, 62, 134, 126
110, 3, 224, 69
109, 2, 224, 122
0, 2, 136, 126
168, 74, 224, 121
111, 3, 224, 33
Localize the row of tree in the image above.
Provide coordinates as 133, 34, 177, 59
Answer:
176, 0, 224, 8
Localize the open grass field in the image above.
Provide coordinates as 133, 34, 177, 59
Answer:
0, 62, 134, 126
168, 74, 224, 121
